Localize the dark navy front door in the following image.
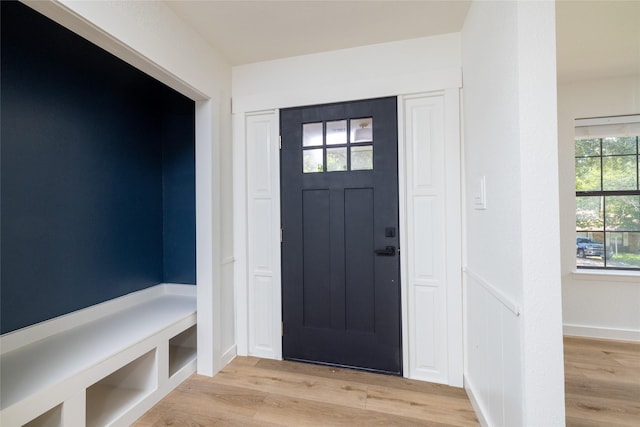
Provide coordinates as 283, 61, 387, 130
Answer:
280, 97, 401, 375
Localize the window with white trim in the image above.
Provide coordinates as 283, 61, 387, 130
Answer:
575, 115, 640, 270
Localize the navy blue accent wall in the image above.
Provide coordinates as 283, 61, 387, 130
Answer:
161, 99, 196, 284
0, 1, 196, 334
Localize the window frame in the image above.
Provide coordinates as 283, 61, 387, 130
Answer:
301, 117, 374, 174
575, 115, 640, 272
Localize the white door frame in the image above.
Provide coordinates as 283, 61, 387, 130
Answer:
398, 90, 463, 386
236, 90, 462, 386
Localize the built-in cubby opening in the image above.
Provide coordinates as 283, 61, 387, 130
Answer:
1, 1, 196, 335
86, 349, 157, 427
169, 325, 198, 377
23, 404, 62, 427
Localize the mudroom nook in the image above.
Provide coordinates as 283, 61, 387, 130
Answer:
1, 2, 197, 425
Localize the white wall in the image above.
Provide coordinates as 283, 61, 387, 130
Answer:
24, 0, 235, 375
462, 1, 565, 425
232, 34, 462, 113
558, 75, 640, 341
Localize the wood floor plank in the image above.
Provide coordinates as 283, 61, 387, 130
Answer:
567, 360, 639, 385
564, 336, 640, 427
365, 384, 479, 427
564, 336, 640, 355
226, 355, 261, 368
564, 349, 635, 370
565, 395, 640, 427
211, 362, 369, 409
134, 381, 270, 425
255, 394, 450, 427
566, 415, 631, 427
611, 353, 640, 369
565, 374, 640, 403
172, 378, 269, 418
136, 407, 279, 427
255, 358, 469, 400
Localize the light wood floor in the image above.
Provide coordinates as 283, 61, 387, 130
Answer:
135, 336, 639, 426
564, 336, 640, 427
134, 357, 478, 426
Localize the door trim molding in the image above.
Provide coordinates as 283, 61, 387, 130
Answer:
398, 91, 463, 386
238, 110, 282, 360
237, 91, 462, 386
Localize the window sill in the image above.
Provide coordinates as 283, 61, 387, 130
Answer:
572, 269, 640, 283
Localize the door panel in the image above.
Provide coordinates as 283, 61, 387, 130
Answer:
281, 96, 401, 374
345, 188, 375, 332
302, 189, 331, 328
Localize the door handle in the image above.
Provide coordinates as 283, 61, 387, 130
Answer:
374, 246, 396, 256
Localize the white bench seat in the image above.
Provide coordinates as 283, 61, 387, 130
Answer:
0, 284, 197, 427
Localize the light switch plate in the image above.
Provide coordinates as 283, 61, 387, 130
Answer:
474, 176, 487, 210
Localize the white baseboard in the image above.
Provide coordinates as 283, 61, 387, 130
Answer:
464, 377, 489, 427
563, 324, 640, 342
221, 344, 237, 367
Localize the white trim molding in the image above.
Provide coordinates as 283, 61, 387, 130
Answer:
244, 110, 282, 360
465, 378, 490, 427
571, 270, 640, 283
399, 91, 463, 386
464, 268, 521, 317
563, 324, 640, 342
575, 114, 640, 138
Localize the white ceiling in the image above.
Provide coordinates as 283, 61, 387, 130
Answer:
166, 0, 639, 83
165, 0, 471, 65
556, 0, 640, 83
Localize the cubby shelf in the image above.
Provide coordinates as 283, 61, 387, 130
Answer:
169, 325, 197, 378
23, 404, 62, 427
0, 284, 197, 427
86, 349, 157, 427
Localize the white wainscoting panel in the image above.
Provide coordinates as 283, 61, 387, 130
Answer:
401, 93, 456, 384
464, 269, 522, 427
246, 112, 282, 359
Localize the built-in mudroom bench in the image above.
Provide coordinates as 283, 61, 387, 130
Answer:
1, 3, 199, 426
0, 284, 197, 427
